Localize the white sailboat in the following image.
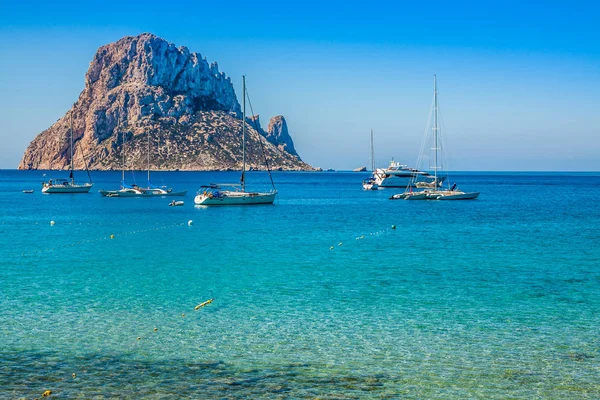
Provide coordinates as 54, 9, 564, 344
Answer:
42, 111, 94, 194
393, 75, 479, 201
362, 129, 379, 190
100, 126, 187, 197
194, 75, 277, 206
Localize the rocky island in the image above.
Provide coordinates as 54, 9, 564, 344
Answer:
19, 33, 312, 171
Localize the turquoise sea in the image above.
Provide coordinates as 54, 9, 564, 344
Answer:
1, 170, 599, 399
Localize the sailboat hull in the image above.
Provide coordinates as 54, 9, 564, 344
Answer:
194, 191, 276, 205
42, 183, 93, 193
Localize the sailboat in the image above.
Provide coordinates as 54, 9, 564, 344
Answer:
194, 75, 277, 206
362, 129, 379, 190
42, 111, 94, 193
100, 126, 187, 197
393, 75, 479, 201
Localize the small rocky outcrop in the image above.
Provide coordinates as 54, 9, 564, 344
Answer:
353, 166, 367, 172
19, 33, 311, 171
265, 116, 299, 159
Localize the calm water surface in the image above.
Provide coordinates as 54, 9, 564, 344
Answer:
1, 170, 599, 398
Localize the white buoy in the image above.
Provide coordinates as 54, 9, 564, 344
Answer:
188, 220, 193, 226
50, 220, 55, 226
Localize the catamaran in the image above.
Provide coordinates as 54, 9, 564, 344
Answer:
100, 125, 186, 197
194, 75, 277, 206
42, 112, 94, 194
392, 75, 479, 201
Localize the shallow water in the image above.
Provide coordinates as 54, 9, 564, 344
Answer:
1, 170, 599, 398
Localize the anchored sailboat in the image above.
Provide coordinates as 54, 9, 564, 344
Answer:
194, 75, 277, 206
362, 129, 379, 190
392, 75, 479, 201
42, 111, 93, 193
100, 124, 187, 197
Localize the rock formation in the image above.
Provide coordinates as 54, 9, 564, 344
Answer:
19, 33, 312, 171
265, 116, 299, 158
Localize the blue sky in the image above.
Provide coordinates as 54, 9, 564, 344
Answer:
1, 0, 599, 170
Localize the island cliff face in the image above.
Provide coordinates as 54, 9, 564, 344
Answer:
266, 115, 299, 158
19, 33, 311, 171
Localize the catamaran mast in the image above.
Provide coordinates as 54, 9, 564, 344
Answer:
241, 75, 246, 192
433, 74, 439, 187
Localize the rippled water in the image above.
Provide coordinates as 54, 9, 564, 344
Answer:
1, 170, 599, 398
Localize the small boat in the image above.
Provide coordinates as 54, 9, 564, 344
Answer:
194, 76, 277, 206
22, 190, 34, 194
362, 178, 379, 191
169, 200, 184, 206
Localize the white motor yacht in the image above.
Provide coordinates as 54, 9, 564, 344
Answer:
370, 159, 443, 188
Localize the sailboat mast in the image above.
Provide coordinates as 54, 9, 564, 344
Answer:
433, 74, 438, 186
147, 132, 150, 184
370, 129, 375, 171
241, 75, 246, 192
121, 121, 125, 183
70, 112, 74, 183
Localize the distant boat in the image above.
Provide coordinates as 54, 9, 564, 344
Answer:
169, 200, 184, 207
100, 125, 186, 198
362, 129, 379, 190
22, 190, 34, 194
42, 111, 93, 194
393, 75, 479, 201
194, 75, 277, 206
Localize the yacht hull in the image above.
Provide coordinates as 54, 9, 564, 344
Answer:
377, 175, 416, 188
374, 172, 445, 188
